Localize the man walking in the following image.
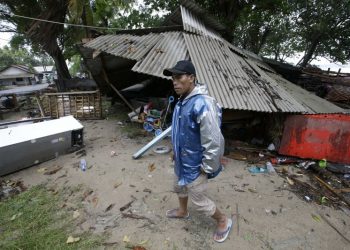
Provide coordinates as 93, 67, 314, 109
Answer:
163, 60, 232, 243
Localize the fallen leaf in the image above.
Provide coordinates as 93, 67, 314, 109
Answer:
138, 239, 149, 245
123, 235, 130, 243
82, 190, 94, 200
148, 163, 156, 172
37, 167, 47, 173
105, 203, 115, 212
10, 212, 22, 221
114, 182, 122, 189
44, 165, 63, 175
286, 177, 294, 185
92, 196, 99, 207
311, 214, 321, 222
66, 236, 80, 244
73, 210, 80, 219
133, 246, 146, 250
248, 188, 257, 193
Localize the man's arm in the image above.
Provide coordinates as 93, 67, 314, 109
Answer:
198, 99, 224, 173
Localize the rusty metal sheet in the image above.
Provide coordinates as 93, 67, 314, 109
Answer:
267, 72, 345, 114
132, 32, 188, 79
83, 33, 161, 61
279, 114, 350, 164
184, 33, 309, 113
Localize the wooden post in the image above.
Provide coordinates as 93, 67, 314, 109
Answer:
35, 93, 45, 117
99, 56, 136, 113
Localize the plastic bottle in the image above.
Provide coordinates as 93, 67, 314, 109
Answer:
80, 159, 87, 171
266, 161, 276, 173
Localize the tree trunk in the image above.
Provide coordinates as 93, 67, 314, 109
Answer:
47, 42, 71, 91
299, 36, 321, 68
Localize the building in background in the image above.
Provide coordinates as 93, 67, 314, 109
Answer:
0, 65, 35, 86
33, 65, 56, 84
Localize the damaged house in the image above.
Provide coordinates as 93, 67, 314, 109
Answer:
79, 0, 349, 164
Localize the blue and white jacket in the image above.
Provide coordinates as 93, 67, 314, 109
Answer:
171, 84, 225, 186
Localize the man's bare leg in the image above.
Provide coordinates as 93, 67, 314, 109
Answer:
166, 196, 189, 218
176, 196, 188, 216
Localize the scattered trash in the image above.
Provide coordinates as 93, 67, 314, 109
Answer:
318, 159, 327, 169
80, 159, 87, 171
270, 157, 300, 165
327, 163, 350, 174
267, 143, 275, 151
73, 210, 80, 219
152, 145, 170, 154
266, 162, 276, 173
66, 236, 80, 244
248, 166, 268, 173
0, 179, 26, 200
297, 161, 316, 169
148, 163, 156, 172
304, 196, 311, 202
110, 151, 117, 157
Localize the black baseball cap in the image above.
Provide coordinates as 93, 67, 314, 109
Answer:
163, 60, 196, 76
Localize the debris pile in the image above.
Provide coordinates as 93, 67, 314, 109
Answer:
0, 179, 26, 200
226, 140, 350, 208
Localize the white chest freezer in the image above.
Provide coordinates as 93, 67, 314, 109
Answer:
0, 116, 83, 176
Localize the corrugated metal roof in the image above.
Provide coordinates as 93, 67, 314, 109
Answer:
80, 2, 345, 114
184, 33, 311, 113
83, 33, 161, 61
266, 72, 345, 114
179, 0, 226, 32
181, 6, 223, 41
132, 32, 188, 79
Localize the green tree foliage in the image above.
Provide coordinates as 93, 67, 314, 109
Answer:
140, 0, 350, 67
292, 0, 350, 67
0, 45, 52, 69
0, 0, 136, 89
0, 0, 72, 88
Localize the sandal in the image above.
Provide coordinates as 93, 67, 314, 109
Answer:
166, 209, 190, 219
213, 218, 233, 243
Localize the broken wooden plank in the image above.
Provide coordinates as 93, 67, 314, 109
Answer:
313, 175, 350, 207
318, 212, 350, 244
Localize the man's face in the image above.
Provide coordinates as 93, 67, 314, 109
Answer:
172, 74, 195, 96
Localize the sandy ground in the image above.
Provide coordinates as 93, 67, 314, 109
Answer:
2, 114, 350, 250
